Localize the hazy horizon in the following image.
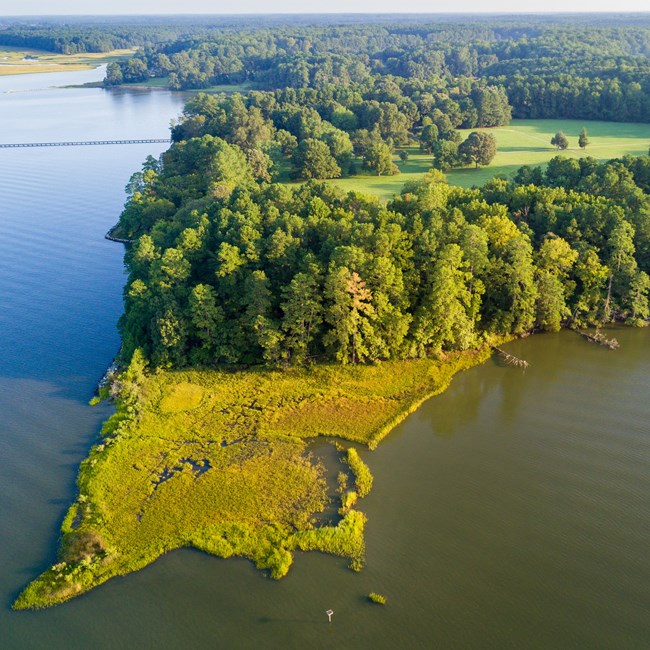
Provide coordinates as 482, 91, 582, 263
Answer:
2, 1, 649, 18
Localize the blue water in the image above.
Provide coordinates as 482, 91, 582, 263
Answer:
1, 66, 649, 649
0, 66, 187, 648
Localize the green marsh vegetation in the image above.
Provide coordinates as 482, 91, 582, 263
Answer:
346, 448, 373, 498
369, 592, 387, 605
14, 346, 490, 609
0, 47, 135, 76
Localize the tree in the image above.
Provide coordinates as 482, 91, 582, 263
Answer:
281, 272, 323, 364
604, 219, 638, 322
292, 139, 341, 179
241, 270, 283, 364
535, 270, 569, 332
412, 244, 477, 355
458, 131, 497, 169
572, 248, 608, 326
398, 150, 409, 163
364, 141, 397, 176
189, 283, 224, 363
625, 271, 650, 325
432, 140, 461, 171
551, 131, 569, 150
419, 123, 439, 153
104, 61, 123, 86
471, 86, 512, 127
321, 129, 354, 167
578, 128, 589, 149
324, 267, 377, 364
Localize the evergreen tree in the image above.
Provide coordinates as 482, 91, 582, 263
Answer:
578, 127, 589, 149
281, 272, 323, 364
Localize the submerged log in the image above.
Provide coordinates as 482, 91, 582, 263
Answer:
575, 329, 620, 350
493, 347, 529, 369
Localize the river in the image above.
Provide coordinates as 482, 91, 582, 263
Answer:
1, 66, 649, 649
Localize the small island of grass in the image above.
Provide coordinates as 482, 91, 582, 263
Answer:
369, 592, 387, 605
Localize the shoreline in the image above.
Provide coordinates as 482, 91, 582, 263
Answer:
104, 224, 133, 244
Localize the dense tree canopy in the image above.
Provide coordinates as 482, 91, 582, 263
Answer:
11, 15, 646, 369
116, 134, 650, 368
3, 15, 649, 122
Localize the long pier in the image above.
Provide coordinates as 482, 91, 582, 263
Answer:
0, 139, 170, 148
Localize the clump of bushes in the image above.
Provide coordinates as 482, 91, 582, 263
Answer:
340, 490, 358, 512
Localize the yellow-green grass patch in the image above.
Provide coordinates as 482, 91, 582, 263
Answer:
158, 381, 204, 412
271, 395, 397, 442
15, 343, 499, 609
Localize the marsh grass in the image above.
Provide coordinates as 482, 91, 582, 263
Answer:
15, 345, 495, 609
158, 381, 204, 412
346, 448, 373, 498
0, 48, 136, 76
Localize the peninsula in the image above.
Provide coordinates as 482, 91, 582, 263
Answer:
11, 14, 650, 609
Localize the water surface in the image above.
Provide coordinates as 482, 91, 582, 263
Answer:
1, 67, 649, 649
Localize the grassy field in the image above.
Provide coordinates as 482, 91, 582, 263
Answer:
15, 346, 493, 609
0, 47, 136, 76
326, 119, 650, 201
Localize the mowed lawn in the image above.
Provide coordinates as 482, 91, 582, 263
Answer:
327, 119, 650, 201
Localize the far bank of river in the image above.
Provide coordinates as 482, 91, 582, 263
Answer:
0, 64, 649, 649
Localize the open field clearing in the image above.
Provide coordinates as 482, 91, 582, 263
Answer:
327, 119, 650, 201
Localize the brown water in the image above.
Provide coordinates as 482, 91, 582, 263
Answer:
1, 67, 649, 649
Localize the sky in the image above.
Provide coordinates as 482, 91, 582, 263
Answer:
1, 0, 649, 16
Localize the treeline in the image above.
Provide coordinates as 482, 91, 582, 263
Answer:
99, 19, 650, 122
167, 86, 507, 182
0, 24, 181, 54
3, 16, 649, 122
116, 136, 650, 368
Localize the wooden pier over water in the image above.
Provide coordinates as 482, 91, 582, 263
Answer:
0, 139, 170, 148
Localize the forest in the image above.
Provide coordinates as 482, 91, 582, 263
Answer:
2, 15, 650, 122
117, 141, 650, 368
100, 18, 650, 123
4, 14, 648, 371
